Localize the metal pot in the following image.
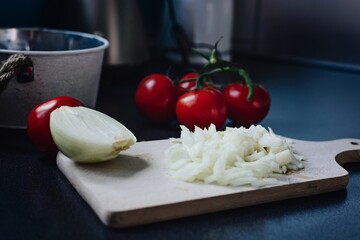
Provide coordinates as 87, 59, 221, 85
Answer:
0, 28, 109, 128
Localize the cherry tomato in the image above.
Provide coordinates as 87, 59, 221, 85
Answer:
177, 73, 214, 97
135, 74, 178, 124
176, 88, 227, 131
177, 72, 198, 94
224, 83, 270, 127
27, 96, 84, 153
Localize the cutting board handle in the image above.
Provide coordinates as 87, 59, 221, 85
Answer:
293, 138, 360, 164
332, 139, 360, 164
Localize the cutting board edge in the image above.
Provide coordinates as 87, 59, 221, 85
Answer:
56, 137, 359, 228
102, 174, 349, 228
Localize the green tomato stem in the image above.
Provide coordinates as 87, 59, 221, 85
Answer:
195, 76, 203, 89
199, 66, 230, 77
198, 66, 254, 100
190, 38, 254, 98
178, 78, 196, 84
191, 48, 210, 62
238, 69, 254, 100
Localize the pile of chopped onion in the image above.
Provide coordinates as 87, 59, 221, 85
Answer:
165, 124, 304, 187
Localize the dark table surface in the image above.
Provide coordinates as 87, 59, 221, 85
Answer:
1, 55, 360, 240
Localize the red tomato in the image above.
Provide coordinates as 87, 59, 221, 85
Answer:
177, 72, 198, 94
176, 88, 227, 131
27, 96, 84, 153
224, 83, 270, 127
177, 73, 214, 97
135, 74, 178, 124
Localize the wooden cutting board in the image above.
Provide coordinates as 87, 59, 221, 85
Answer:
56, 138, 360, 228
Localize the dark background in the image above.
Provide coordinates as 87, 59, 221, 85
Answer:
2, 0, 360, 65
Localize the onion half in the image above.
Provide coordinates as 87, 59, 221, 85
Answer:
50, 106, 137, 163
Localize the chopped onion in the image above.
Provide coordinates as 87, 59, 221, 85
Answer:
165, 124, 304, 187
50, 106, 137, 163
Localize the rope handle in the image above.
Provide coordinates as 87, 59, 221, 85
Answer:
0, 54, 34, 94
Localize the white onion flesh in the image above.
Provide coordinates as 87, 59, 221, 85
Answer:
165, 124, 304, 187
50, 106, 137, 163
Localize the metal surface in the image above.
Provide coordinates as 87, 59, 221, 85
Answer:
0, 28, 108, 128
77, 0, 149, 65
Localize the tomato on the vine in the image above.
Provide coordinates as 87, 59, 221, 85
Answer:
135, 73, 178, 124
177, 72, 215, 97
27, 96, 84, 153
176, 88, 227, 131
177, 72, 198, 94
224, 83, 270, 127
134, 42, 268, 129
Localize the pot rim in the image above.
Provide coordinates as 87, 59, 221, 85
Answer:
0, 27, 109, 56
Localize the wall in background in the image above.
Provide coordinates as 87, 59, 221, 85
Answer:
0, 0, 43, 27
233, 0, 360, 65
1, 0, 360, 65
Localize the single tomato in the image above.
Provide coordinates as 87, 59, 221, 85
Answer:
177, 72, 198, 94
224, 83, 270, 127
177, 72, 213, 96
135, 74, 178, 124
176, 88, 227, 131
27, 96, 84, 153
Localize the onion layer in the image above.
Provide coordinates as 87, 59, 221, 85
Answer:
50, 106, 137, 163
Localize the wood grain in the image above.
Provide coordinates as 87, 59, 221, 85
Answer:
56, 138, 360, 228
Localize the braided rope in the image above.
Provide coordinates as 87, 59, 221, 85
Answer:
0, 54, 33, 94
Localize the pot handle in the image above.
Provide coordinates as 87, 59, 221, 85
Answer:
0, 54, 34, 94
